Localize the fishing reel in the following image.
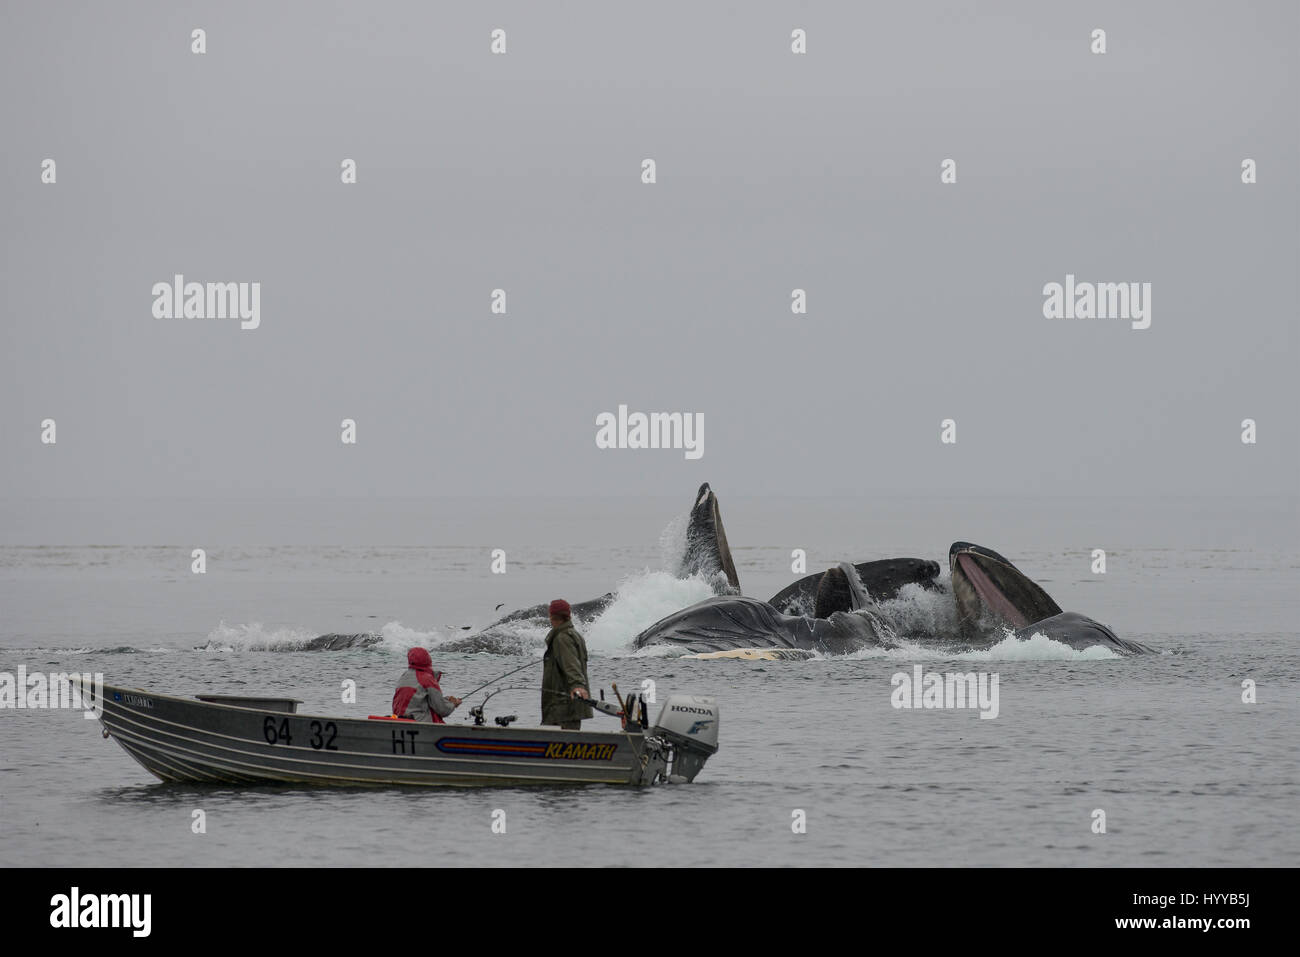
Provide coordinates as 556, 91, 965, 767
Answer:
468, 684, 529, 727
592, 686, 651, 731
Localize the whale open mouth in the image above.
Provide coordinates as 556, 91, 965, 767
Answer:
682, 483, 740, 591
948, 542, 1062, 628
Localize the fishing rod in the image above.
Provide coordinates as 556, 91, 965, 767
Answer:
462, 659, 605, 704
460, 660, 639, 725
459, 658, 544, 700
466, 684, 610, 727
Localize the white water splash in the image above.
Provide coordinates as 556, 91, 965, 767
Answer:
965, 629, 1122, 661
200, 621, 321, 651
657, 509, 690, 576
584, 569, 717, 653
872, 574, 963, 639
375, 620, 453, 650
835, 627, 1121, 661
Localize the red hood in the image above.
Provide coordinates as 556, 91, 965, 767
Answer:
406, 647, 441, 690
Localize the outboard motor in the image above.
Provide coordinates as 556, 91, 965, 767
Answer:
649, 695, 720, 783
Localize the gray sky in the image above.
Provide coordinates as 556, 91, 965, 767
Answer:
2, 0, 1296, 502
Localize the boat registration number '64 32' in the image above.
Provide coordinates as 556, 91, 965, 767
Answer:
262, 716, 339, 750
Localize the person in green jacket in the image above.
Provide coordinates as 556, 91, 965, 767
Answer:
541, 599, 593, 730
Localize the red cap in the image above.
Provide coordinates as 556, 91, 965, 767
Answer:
548, 599, 571, 619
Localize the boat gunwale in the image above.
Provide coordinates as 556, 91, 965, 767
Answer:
78, 678, 642, 741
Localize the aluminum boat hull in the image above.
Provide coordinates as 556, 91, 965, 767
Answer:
75, 679, 661, 788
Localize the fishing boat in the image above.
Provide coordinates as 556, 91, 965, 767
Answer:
69, 677, 719, 788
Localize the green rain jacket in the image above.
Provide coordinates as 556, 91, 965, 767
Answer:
541, 621, 594, 726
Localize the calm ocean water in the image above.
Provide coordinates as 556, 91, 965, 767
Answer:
1, 495, 1296, 866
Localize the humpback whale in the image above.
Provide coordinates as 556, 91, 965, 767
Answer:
768, 558, 941, 617
632, 558, 944, 655
631, 593, 899, 656
947, 543, 1153, 655
679, 482, 740, 590
226, 483, 1149, 658
633, 544, 1151, 656
264, 482, 741, 653
433, 491, 939, 654
445, 482, 740, 648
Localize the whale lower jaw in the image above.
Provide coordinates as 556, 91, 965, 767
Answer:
1012, 612, 1154, 655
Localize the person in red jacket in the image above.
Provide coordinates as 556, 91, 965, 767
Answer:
392, 647, 461, 723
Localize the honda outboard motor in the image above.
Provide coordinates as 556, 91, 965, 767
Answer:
650, 695, 720, 783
